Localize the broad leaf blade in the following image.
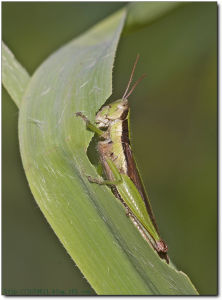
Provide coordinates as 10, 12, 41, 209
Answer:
2, 41, 30, 107
18, 8, 197, 295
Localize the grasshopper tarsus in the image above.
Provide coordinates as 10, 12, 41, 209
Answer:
87, 175, 102, 184
75, 112, 88, 122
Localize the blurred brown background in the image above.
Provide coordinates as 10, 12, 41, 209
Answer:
2, 2, 217, 295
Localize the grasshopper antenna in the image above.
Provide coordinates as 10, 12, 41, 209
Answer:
122, 54, 146, 99
122, 54, 140, 99
124, 74, 146, 99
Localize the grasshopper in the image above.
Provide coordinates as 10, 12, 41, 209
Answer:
76, 55, 169, 263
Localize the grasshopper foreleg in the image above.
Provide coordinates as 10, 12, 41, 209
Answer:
75, 112, 104, 136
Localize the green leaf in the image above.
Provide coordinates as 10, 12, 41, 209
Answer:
124, 2, 181, 34
18, 8, 198, 294
6, 6, 197, 295
2, 41, 30, 107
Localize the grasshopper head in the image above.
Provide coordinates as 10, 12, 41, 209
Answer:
95, 55, 145, 129
95, 98, 129, 128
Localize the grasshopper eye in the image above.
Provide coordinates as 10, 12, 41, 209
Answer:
117, 103, 125, 109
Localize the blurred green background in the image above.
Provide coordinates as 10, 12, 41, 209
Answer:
2, 2, 217, 295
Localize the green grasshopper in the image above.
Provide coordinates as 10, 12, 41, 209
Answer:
76, 55, 169, 263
